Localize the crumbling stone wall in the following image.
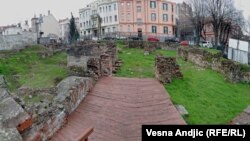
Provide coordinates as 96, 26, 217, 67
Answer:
155, 56, 183, 84
0, 76, 30, 141
67, 41, 117, 80
178, 47, 250, 83
19, 76, 94, 141
0, 74, 95, 141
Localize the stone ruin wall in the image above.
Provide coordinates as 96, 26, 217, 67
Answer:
0, 41, 118, 141
155, 56, 183, 84
178, 47, 250, 83
67, 41, 117, 80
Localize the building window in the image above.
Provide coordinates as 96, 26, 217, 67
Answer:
99, 7, 102, 12
152, 26, 157, 33
108, 28, 110, 33
127, 13, 131, 21
110, 16, 112, 22
106, 6, 108, 11
137, 18, 142, 25
109, 5, 112, 11
172, 15, 174, 22
114, 15, 118, 22
172, 4, 174, 12
137, 6, 141, 12
121, 13, 124, 21
163, 14, 168, 22
150, 1, 156, 8
103, 7, 105, 12
164, 26, 168, 34
128, 25, 131, 32
80, 23, 82, 28
136, 1, 141, 4
163, 3, 168, 10
114, 4, 117, 10
113, 27, 116, 32
151, 13, 156, 21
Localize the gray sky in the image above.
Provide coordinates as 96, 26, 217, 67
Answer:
0, 0, 249, 26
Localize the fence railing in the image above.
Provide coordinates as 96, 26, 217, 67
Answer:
75, 127, 94, 141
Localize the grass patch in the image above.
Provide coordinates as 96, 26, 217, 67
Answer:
200, 47, 221, 54
115, 42, 176, 78
166, 60, 250, 124
116, 42, 250, 124
0, 45, 68, 91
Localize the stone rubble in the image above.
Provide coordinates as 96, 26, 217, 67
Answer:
155, 56, 183, 84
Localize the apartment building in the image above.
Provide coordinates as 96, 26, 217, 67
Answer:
79, 0, 177, 37
79, 0, 119, 37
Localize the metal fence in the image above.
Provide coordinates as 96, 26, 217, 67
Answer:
228, 47, 249, 65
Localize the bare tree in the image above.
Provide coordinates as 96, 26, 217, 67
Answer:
206, 0, 235, 48
188, 0, 207, 45
218, 9, 244, 51
244, 16, 250, 36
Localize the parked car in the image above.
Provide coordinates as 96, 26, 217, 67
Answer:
147, 37, 159, 42
102, 36, 115, 40
180, 41, 189, 46
128, 36, 141, 41
115, 35, 127, 40
200, 41, 213, 48
165, 37, 179, 43
92, 37, 98, 41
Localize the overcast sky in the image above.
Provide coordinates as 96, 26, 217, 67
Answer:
0, 0, 249, 26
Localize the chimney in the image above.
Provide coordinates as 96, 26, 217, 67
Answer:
48, 10, 50, 15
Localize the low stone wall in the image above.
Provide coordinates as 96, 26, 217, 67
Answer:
19, 76, 94, 141
155, 56, 183, 84
178, 47, 250, 83
0, 76, 30, 141
0, 32, 37, 51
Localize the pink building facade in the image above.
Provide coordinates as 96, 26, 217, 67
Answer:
118, 0, 177, 36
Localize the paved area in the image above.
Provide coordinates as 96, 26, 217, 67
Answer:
52, 77, 186, 141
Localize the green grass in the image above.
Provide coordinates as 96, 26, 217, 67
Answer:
116, 42, 250, 124
0, 45, 67, 91
200, 47, 221, 54
166, 60, 250, 124
115, 43, 176, 78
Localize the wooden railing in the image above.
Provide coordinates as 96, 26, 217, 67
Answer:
75, 127, 94, 141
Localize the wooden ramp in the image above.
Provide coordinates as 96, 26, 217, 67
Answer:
52, 77, 186, 141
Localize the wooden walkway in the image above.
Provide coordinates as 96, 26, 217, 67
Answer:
52, 77, 186, 141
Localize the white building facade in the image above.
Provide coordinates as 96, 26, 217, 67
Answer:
31, 11, 60, 39
79, 0, 119, 37
2, 26, 23, 35
59, 18, 70, 43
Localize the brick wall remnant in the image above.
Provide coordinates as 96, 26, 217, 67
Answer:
155, 56, 183, 84
67, 41, 117, 80
178, 47, 250, 83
